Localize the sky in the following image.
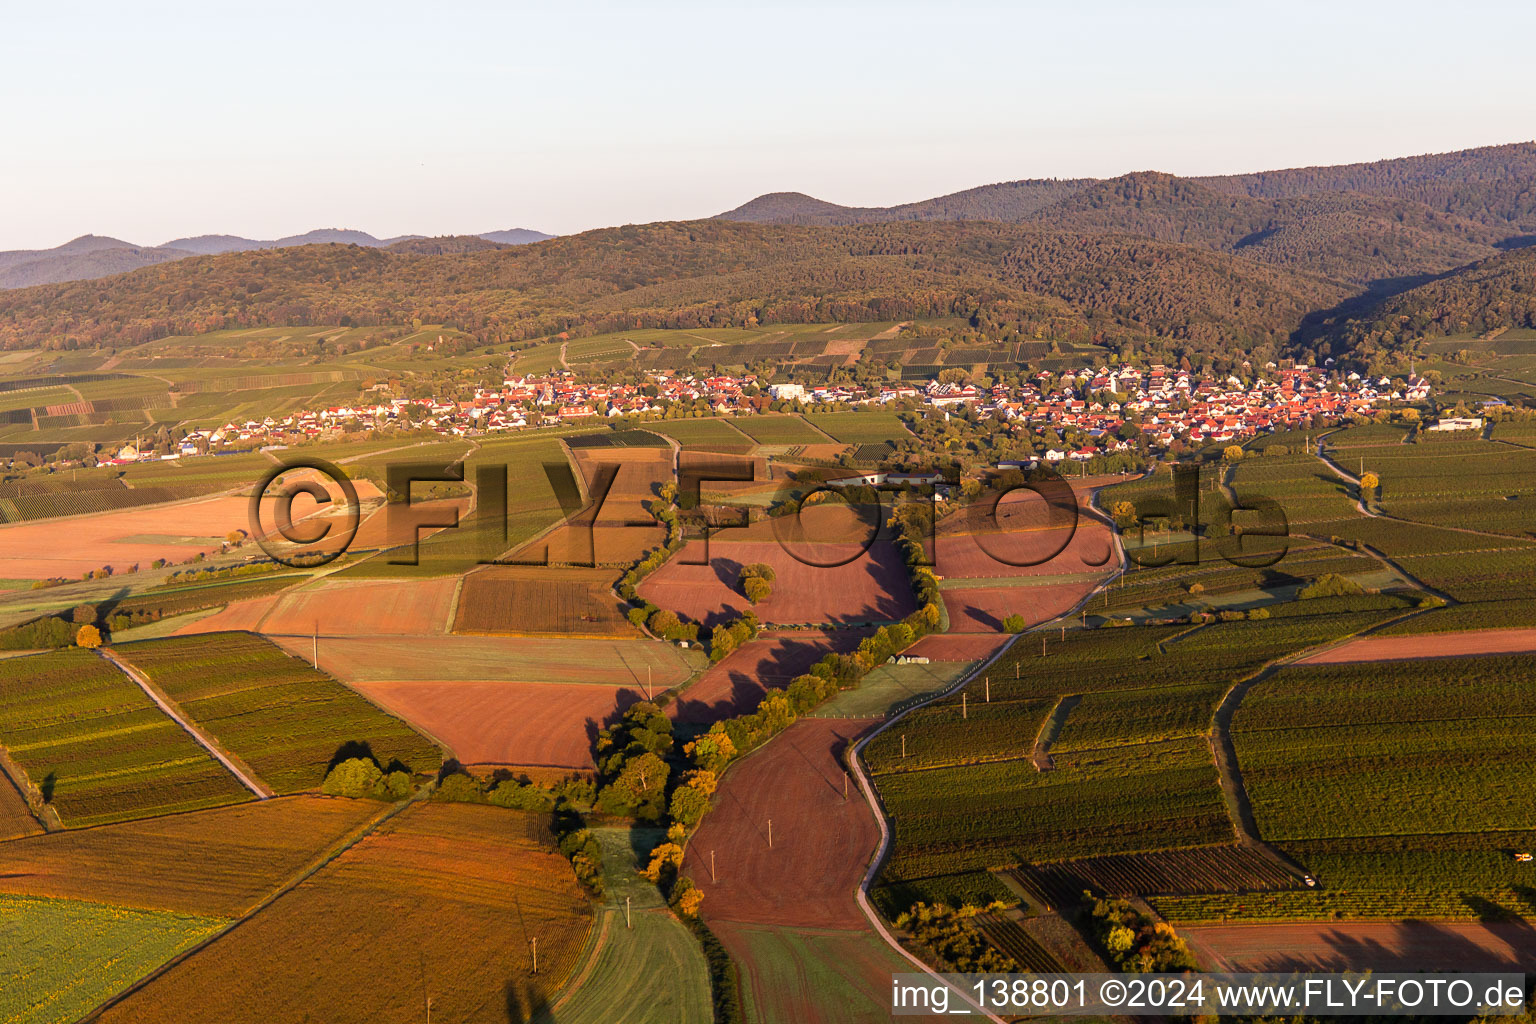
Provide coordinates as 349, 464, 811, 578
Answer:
2, 0, 1534, 250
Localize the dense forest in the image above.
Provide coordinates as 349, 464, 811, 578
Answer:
1316, 248, 1536, 361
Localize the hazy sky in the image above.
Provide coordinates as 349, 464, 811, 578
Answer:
3, 0, 1533, 249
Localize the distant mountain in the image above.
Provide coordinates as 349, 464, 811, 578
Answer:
719, 180, 1092, 225
478, 228, 554, 245
386, 235, 509, 255
0, 226, 553, 289
0, 236, 194, 290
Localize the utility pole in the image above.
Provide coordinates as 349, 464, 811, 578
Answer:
962, 691, 967, 719
710, 849, 717, 880
531, 938, 538, 975
843, 774, 848, 799
985, 677, 990, 702
425, 997, 432, 1024
625, 896, 632, 929
312, 624, 318, 669
901, 734, 907, 758
645, 667, 652, 701
767, 818, 773, 848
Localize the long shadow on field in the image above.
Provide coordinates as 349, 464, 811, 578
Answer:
507, 979, 554, 1023
1317, 917, 1536, 972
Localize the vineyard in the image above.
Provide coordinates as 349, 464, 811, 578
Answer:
1234, 655, 1536, 843
874, 737, 1233, 880
730, 414, 828, 445
90, 803, 593, 1024
0, 650, 252, 827
112, 632, 440, 793
0, 796, 379, 917
972, 912, 1063, 971
1005, 845, 1300, 909
808, 410, 913, 445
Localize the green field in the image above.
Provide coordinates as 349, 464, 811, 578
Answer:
809, 660, 969, 718
0, 650, 251, 827
112, 633, 440, 792
551, 828, 712, 1024
728, 414, 829, 446
649, 417, 753, 450
807, 410, 913, 445
0, 893, 223, 1024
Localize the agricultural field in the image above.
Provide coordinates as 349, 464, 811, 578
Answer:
89, 804, 589, 1019
729, 414, 829, 446
0, 768, 43, 841
809, 659, 970, 719
291, 633, 700, 687
670, 629, 869, 725
1335, 435, 1536, 537
454, 565, 635, 636
548, 827, 712, 1024
807, 410, 913, 445
647, 417, 754, 451
0, 894, 222, 1024
638, 515, 916, 628
350, 680, 643, 772
91, 802, 594, 1024
111, 632, 440, 793
0, 493, 257, 578
1178, 919, 1536, 972
0, 650, 252, 827
871, 737, 1233, 880
1234, 656, 1536, 841
255, 576, 458, 636
1007, 845, 1300, 908
0, 796, 380, 916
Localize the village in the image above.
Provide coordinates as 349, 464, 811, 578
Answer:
98, 360, 1433, 466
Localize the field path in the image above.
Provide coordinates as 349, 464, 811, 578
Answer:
97, 648, 273, 799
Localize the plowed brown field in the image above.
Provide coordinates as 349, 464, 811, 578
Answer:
904, 633, 1010, 661
941, 582, 1089, 633
668, 629, 869, 725
350, 680, 642, 771
1298, 628, 1536, 664
638, 516, 914, 628
685, 717, 880, 928
255, 577, 459, 635
1184, 920, 1536, 972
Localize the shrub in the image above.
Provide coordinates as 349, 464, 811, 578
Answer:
1298, 573, 1365, 599
323, 757, 384, 798
1001, 613, 1028, 633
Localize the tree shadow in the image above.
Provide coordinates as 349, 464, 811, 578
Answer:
40, 771, 56, 803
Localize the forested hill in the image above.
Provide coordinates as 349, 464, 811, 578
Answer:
720, 143, 1536, 237
0, 220, 1349, 364
717, 179, 1094, 225
1198, 141, 1536, 234
1313, 247, 1536, 363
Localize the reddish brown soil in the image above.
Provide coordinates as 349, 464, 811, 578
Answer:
530, 522, 668, 567
0, 495, 259, 579
639, 536, 915, 628
348, 497, 470, 550
684, 716, 883, 928
1184, 920, 1536, 972
351, 680, 641, 770
172, 595, 281, 635
256, 577, 459, 635
941, 582, 1089, 633
668, 629, 870, 725
904, 632, 1011, 661
934, 489, 1117, 579
1299, 628, 1536, 664
454, 565, 635, 636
